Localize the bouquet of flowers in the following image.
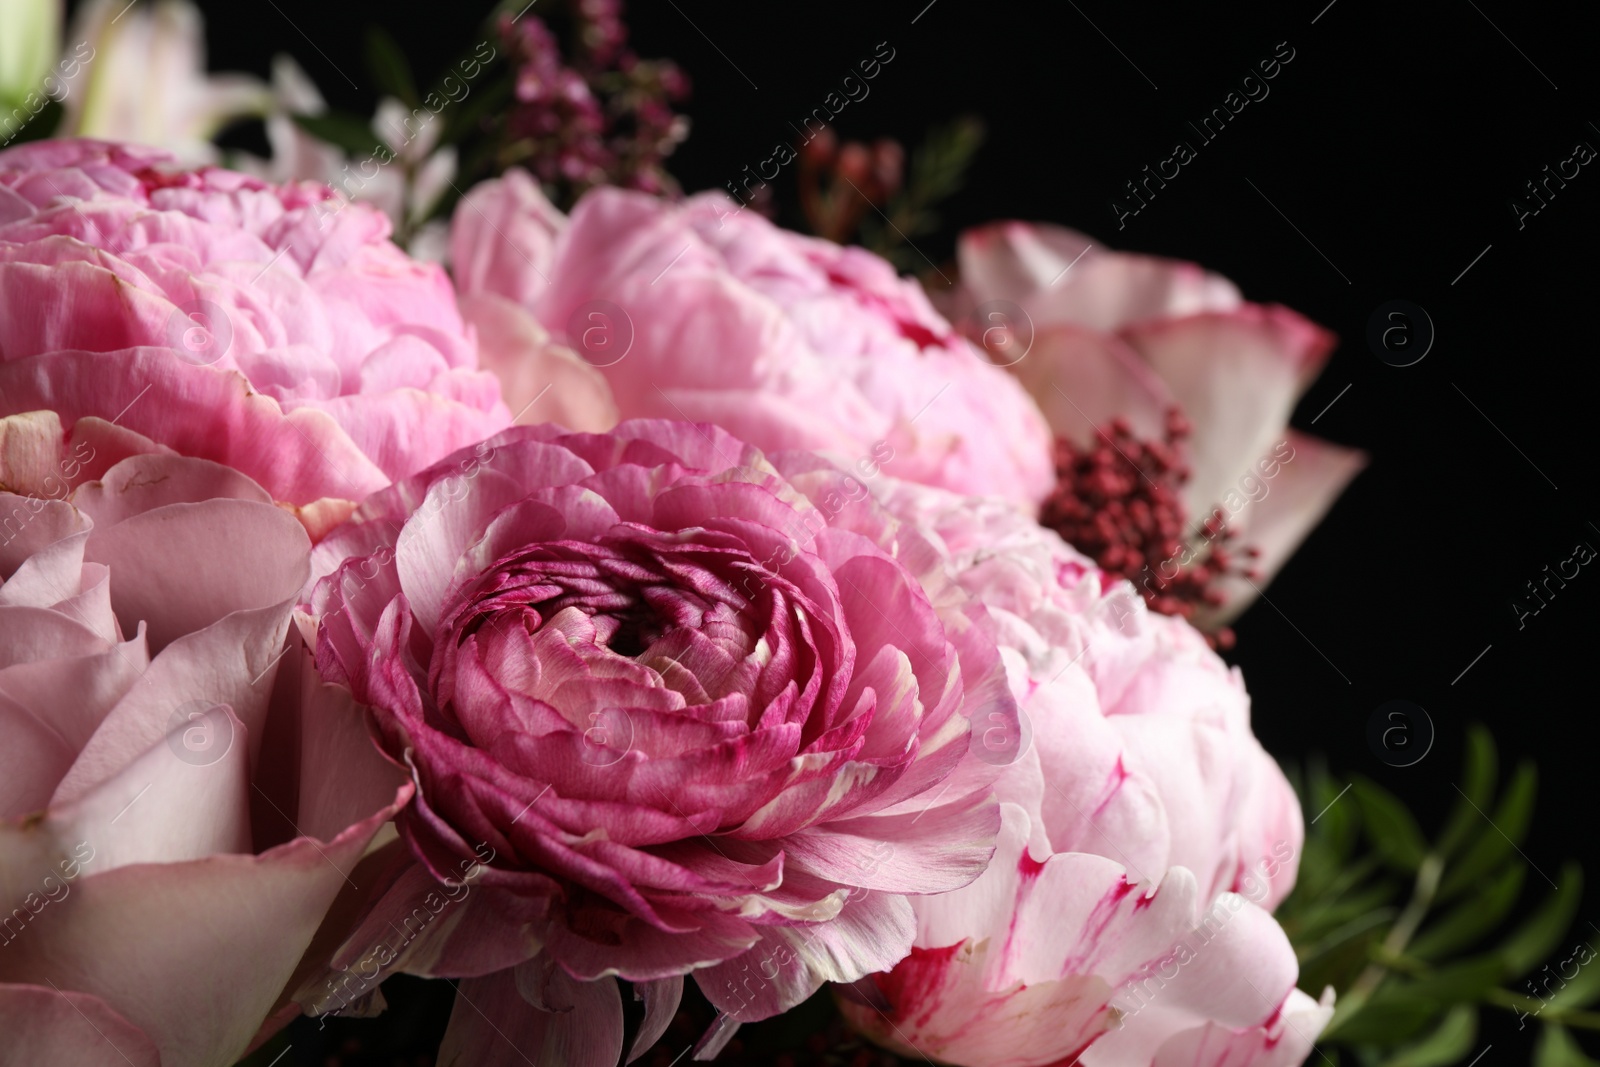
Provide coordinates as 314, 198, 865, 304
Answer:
0, 3, 1584, 1066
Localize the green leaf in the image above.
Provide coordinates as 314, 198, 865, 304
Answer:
1329, 994, 1441, 1044
1535, 1025, 1600, 1067
1309, 762, 1361, 862
1379, 1005, 1476, 1067
292, 111, 381, 158
1502, 864, 1585, 976
1437, 725, 1497, 857
1299, 907, 1400, 974
1543, 942, 1600, 1013
1409, 864, 1524, 961
366, 27, 420, 107
1353, 778, 1430, 872
1395, 956, 1506, 1003
1295, 881, 1403, 946
1439, 762, 1537, 900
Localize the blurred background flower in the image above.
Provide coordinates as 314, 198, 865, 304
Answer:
59, 0, 270, 164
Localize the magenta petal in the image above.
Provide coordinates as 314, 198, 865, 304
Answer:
628, 976, 684, 1063
696, 891, 915, 1022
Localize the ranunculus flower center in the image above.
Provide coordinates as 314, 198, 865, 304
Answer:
306, 423, 1012, 1046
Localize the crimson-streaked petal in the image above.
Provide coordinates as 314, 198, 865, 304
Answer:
1145, 988, 1335, 1067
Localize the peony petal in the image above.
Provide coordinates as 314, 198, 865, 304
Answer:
1145, 987, 1335, 1067
0, 348, 389, 506
459, 292, 619, 433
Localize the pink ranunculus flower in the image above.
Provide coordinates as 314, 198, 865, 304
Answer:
841, 486, 1328, 1067
945, 221, 1366, 626
0, 426, 411, 1067
448, 171, 1055, 506
0, 139, 510, 535
302, 419, 1016, 1061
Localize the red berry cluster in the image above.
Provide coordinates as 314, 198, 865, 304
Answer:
1038, 408, 1255, 649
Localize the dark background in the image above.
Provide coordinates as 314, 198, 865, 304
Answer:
80, 0, 1599, 1060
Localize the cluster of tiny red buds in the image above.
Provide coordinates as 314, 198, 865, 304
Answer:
1039, 408, 1257, 649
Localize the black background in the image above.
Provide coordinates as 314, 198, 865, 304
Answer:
76, 0, 1600, 1060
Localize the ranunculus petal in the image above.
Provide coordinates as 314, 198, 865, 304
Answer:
436, 966, 623, 1067
628, 976, 684, 1064
697, 891, 915, 1022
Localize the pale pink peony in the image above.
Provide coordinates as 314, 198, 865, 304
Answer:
303, 419, 1017, 1061
946, 221, 1366, 624
0, 428, 410, 1067
0, 139, 510, 533
448, 171, 1055, 505
841, 486, 1327, 1067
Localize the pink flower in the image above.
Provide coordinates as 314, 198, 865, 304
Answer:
448, 173, 1055, 506
303, 419, 1016, 1060
841, 486, 1327, 1067
0, 427, 410, 1066
0, 139, 510, 534
947, 221, 1366, 625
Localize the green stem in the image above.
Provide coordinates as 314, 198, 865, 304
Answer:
1323, 854, 1443, 1038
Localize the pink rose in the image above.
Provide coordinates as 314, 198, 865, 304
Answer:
303, 420, 1016, 1060
0, 139, 509, 533
841, 486, 1327, 1067
946, 221, 1365, 625
448, 172, 1055, 506
0, 428, 410, 1066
